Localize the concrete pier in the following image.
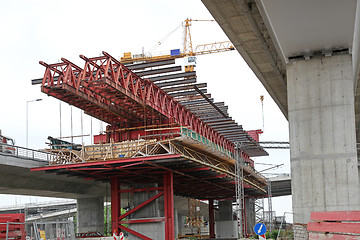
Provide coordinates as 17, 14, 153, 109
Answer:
215, 200, 237, 238
287, 54, 360, 223
245, 198, 255, 234
77, 197, 104, 234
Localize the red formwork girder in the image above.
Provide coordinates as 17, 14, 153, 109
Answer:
39, 51, 235, 153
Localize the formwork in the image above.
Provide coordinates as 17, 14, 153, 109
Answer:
32, 52, 269, 239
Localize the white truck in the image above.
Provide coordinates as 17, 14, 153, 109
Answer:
0, 129, 16, 154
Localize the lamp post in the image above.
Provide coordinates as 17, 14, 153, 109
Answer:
26, 99, 42, 148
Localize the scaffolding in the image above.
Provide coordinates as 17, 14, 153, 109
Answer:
267, 179, 273, 232
234, 142, 245, 238
255, 198, 265, 223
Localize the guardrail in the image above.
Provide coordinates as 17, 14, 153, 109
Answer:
0, 142, 53, 162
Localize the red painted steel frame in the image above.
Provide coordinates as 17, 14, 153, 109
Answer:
111, 172, 174, 240
208, 199, 215, 238
0, 214, 26, 240
164, 172, 174, 240
111, 177, 120, 234
39, 51, 235, 153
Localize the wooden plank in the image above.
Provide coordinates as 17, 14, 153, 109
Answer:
309, 232, 360, 240
311, 211, 360, 221
307, 222, 360, 234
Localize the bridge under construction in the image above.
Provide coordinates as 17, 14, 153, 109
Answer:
31, 50, 269, 239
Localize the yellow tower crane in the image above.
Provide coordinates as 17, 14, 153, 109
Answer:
120, 18, 235, 69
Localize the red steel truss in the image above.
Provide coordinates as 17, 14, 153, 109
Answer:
39, 51, 235, 153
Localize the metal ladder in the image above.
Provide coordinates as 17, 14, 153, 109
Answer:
234, 142, 246, 238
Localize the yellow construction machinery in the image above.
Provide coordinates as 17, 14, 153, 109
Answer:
120, 18, 235, 71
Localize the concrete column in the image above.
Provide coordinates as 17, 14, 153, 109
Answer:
174, 208, 179, 239
77, 197, 104, 234
287, 54, 360, 224
215, 200, 237, 238
245, 198, 255, 235
217, 200, 233, 221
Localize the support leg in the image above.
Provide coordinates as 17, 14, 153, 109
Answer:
164, 172, 174, 240
208, 199, 215, 238
111, 176, 120, 234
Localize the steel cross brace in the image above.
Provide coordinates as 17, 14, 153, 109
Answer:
110, 172, 174, 240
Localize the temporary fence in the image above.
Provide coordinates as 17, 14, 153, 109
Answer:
0, 214, 26, 240
31, 221, 75, 240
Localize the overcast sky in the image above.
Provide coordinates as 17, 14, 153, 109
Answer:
0, 0, 291, 221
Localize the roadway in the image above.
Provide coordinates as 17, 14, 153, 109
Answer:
0, 145, 106, 199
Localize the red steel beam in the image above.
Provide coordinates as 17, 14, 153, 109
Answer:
119, 192, 164, 221
111, 176, 120, 234
119, 218, 165, 224
118, 225, 152, 240
164, 172, 175, 240
119, 187, 164, 194
31, 154, 182, 171
208, 199, 215, 238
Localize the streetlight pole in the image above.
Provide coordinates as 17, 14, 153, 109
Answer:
26, 99, 42, 148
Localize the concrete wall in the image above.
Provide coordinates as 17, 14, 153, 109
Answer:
287, 54, 360, 224
77, 197, 104, 234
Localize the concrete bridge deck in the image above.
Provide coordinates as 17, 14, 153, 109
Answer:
0, 145, 106, 199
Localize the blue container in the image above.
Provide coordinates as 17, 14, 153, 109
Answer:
170, 49, 180, 56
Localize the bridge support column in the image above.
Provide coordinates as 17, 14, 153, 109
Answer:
77, 197, 104, 234
245, 198, 255, 235
215, 200, 237, 238
287, 54, 360, 224
208, 199, 215, 238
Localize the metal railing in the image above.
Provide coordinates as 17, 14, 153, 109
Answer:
0, 222, 25, 240
0, 142, 54, 162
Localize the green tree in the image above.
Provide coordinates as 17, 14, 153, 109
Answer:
104, 205, 128, 236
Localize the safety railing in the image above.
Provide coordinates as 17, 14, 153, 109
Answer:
0, 142, 54, 162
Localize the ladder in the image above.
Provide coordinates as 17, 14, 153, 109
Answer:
234, 142, 246, 238
267, 179, 273, 232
